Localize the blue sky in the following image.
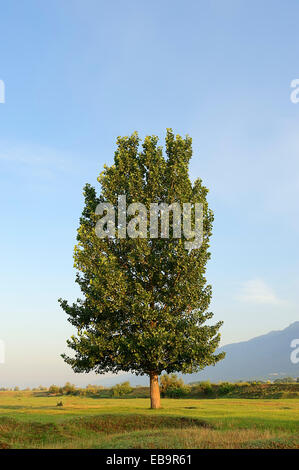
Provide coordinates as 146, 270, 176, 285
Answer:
0, 0, 299, 387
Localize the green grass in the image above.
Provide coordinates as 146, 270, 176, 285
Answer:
0, 392, 298, 448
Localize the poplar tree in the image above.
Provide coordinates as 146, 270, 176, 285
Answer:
59, 129, 224, 409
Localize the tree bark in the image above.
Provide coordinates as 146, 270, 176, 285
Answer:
149, 372, 161, 409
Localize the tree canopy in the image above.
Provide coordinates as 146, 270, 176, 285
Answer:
59, 129, 224, 408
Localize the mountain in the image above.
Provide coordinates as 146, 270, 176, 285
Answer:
184, 321, 299, 383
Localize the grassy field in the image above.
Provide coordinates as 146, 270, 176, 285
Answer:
0, 392, 298, 449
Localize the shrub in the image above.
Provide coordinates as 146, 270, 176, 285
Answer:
159, 374, 187, 397
165, 385, 190, 398
85, 384, 104, 395
202, 382, 214, 396
62, 382, 76, 395
218, 382, 235, 396
48, 385, 60, 395
111, 381, 133, 397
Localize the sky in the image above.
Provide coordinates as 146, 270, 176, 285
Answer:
0, 0, 299, 387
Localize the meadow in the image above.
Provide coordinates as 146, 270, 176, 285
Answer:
0, 391, 298, 449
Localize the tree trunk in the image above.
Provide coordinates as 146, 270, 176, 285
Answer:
149, 372, 161, 409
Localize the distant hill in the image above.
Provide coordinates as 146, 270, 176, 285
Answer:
185, 321, 299, 383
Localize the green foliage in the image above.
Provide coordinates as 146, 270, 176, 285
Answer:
62, 382, 76, 395
84, 384, 104, 396
48, 385, 60, 395
111, 381, 133, 397
187, 382, 299, 399
160, 374, 189, 398
59, 130, 224, 380
218, 382, 236, 396
196, 381, 214, 396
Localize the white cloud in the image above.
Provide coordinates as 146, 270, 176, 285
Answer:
236, 279, 283, 305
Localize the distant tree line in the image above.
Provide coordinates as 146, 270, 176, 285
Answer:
1, 375, 299, 398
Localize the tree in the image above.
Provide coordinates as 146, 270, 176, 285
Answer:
48, 385, 60, 395
160, 373, 189, 397
59, 129, 224, 409
111, 381, 133, 397
62, 382, 76, 395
